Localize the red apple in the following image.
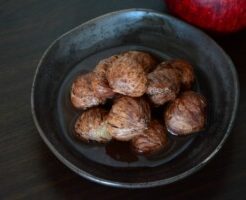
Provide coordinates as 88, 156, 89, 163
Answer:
166, 0, 246, 33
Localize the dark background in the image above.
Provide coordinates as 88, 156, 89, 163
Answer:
0, 0, 246, 199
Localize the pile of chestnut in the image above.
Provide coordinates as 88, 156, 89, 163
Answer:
71, 51, 207, 156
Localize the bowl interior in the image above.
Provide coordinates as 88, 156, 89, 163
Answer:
32, 9, 238, 187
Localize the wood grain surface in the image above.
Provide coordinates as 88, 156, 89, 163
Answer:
0, 1, 246, 199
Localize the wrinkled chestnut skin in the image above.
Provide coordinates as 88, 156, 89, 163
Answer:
167, 59, 195, 90
165, 91, 207, 135
106, 96, 151, 141
120, 51, 158, 73
71, 73, 104, 109
91, 56, 118, 99
91, 72, 115, 99
74, 107, 112, 143
131, 120, 168, 155
107, 55, 148, 97
146, 62, 181, 106
93, 51, 157, 98
94, 55, 119, 74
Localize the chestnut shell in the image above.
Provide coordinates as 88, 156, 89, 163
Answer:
107, 55, 148, 97
94, 55, 119, 75
91, 55, 118, 99
91, 72, 115, 99
74, 107, 112, 143
70, 73, 104, 109
146, 62, 181, 106
167, 59, 195, 90
106, 96, 151, 141
131, 120, 168, 155
120, 51, 158, 73
165, 91, 207, 135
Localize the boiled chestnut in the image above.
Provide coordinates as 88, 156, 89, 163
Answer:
106, 96, 151, 141
120, 51, 158, 73
106, 54, 148, 97
146, 61, 181, 106
167, 59, 195, 90
165, 91, 207, 135
74, 107, 112, 143
70, 73, 104, 109
131, 120, 168, 155
94, 55, 119, 75
91, 55, 118, 99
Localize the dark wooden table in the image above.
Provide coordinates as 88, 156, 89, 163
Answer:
1, 1, 246, 199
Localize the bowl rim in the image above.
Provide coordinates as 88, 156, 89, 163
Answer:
31, 8, 239, 188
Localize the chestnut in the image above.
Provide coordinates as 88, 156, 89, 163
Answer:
70, 73, 104, 109
120, 51, 158, 73
167, 59, 195, 90
91, 55, 118, 99
106, 96, 151, 141
165, 91, 207, 135
94, 55, 119, 75
106, 55, 148, 97
146, 61, 181, 106
74, 107, 112, 143
131, 120, 168, 155
91, 72, 115, 99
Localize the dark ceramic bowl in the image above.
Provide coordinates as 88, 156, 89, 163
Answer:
31, 9, 239, 188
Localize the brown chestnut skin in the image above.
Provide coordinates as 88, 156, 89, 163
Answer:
94, 55, 119, 74
96, 51, 156, 97
106, 54, 148, 97
167, 59, 195, 90
71, 55, 118, 109
91, 72, 115, 99
91, 55, 119, 99
146, 62, 181, 106
131, 120, 168, 155
70, 73, 104, 109
106, 96, 151, 141
74, 107, 112, 143
165, 91, 207, 135
120, 51, 158, 73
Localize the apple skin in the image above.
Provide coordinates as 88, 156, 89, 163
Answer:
166, 0, 246, 33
